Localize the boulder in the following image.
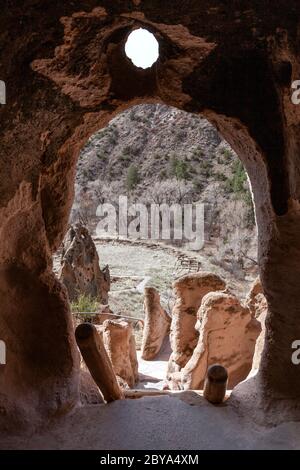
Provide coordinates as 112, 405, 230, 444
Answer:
103, 319, 139, 388
59, 223, 110, 303
180, 292, 261, 390
141, 287, 171, 360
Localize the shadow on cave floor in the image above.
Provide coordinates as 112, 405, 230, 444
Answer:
1, 389, 300, 450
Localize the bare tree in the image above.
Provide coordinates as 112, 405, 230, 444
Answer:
143, 179, 194, 205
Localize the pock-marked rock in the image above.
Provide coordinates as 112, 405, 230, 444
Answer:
141, 287, 171, 360
245, 278, 268, 375
245, 277, 267, 319
59, 223, 110, 303
168, 272, 226, 376
180, 292, 261, 390
103, 319, 139, 388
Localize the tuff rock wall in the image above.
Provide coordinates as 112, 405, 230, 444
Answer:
1, 1, 300, 427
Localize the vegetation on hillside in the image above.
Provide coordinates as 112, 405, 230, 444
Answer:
72, 104, 257, 276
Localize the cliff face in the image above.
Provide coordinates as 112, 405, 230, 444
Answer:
72, 103, 256, 275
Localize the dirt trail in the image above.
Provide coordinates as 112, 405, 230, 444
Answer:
137, 336, 171, 390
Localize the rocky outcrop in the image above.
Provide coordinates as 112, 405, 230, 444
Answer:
141, 287, 171, 360
59, 224, 110, 303
103, 319, 139, 388
250, 313, 267, 376
179, 292, 261, 390
246, 278, 268, 375
168, 272, 226, 378
246, 277, 267, 319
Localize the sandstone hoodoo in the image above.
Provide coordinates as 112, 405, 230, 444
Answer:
167, 272, 226, 381
179, 292, 261, 390
103, 319, 139, 389
141, 287, 171, 360
59, 224, 110, 303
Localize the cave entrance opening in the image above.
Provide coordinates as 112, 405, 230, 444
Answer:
54, 103, 261, 397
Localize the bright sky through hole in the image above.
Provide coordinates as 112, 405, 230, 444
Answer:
125, 28, 159, 69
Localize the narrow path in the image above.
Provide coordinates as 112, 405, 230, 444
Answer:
135, 275, 151, 293
137, 336, 171, 390
110, 275, 151, 294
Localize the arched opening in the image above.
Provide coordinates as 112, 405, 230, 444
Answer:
55, 102, 263, 394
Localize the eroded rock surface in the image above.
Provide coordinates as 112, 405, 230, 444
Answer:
59, 224, 110, 303
246, 277, 267, 319
141, 287, 171, 360
79, 370, 104, 405
167, 272, 226, 378
179, 292, 261, 390
246, 278, 268, 375
103, 319, 139, 388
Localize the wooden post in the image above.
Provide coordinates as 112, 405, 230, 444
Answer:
75, 323, 123, 402
203, 364, 228, 404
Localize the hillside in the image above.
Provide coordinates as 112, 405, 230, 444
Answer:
71, 104, 257, 278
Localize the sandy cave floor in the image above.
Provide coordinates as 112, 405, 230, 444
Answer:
1, 393, 300, 450
137, 336, 171, 390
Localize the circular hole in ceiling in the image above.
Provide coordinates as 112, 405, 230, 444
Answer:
125, 28, 159, 69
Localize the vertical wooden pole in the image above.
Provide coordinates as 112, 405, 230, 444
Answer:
203, 364, 228, 404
